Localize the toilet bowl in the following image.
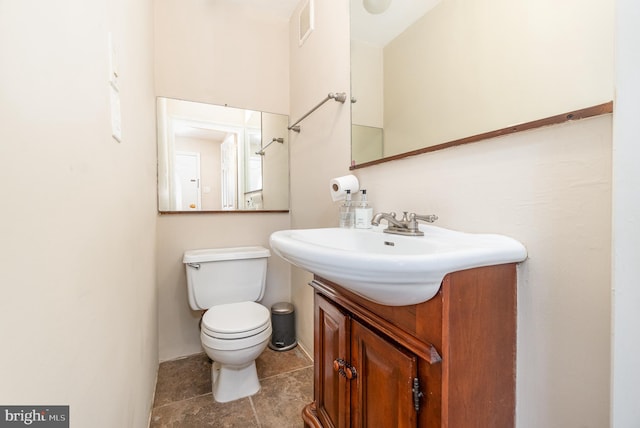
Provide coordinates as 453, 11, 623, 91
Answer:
200, 301, 272, 402
183, 246, 272, 403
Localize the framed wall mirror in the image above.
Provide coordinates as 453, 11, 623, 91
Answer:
156, 97, 289, 212
350, 0, 613, 167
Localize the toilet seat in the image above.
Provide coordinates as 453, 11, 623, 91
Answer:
201, 323, 272, 352
202, 301, 270, 340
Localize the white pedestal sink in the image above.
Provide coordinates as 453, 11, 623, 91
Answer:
270, 225, 527, 306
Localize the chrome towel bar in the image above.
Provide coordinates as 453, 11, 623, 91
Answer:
288, 92, 347, 132
255, 137, 284, 156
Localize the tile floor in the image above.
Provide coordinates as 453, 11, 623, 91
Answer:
150, 346, 313, 428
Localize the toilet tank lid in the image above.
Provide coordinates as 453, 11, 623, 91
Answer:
183, 246, 270, 263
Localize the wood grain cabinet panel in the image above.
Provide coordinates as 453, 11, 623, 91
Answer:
350, 319, 417, 428
315, 295, 349, 428
302, 263, 518, 428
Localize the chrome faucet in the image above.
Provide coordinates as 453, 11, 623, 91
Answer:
371, 211, 438, 236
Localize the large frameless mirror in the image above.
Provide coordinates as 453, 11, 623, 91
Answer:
350, 0, 613, 167
156, 97, 289, 212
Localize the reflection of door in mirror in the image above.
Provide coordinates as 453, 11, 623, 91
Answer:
221, 136, 237, 210
175, 152, 201, 210
173, 119, 230, 210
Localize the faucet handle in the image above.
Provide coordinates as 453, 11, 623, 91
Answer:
412, 213, 438, 223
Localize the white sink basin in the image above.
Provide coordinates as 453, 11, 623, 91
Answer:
269, 225, 527, 306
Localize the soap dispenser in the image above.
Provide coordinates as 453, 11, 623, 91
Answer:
355, 189, 373, 229
339, 190, 354, 228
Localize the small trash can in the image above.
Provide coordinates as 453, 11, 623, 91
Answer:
269, 302, 297, 351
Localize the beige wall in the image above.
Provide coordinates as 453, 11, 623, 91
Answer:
0, 1, 158, 427
154, 0, 292, 361
154, 0, 289, 114
262, 113, 290, 209
289, 1, 612, 427
289, 0, 352, 356
354, 117, 612, 427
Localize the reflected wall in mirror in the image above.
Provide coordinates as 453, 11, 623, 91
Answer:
157, 98, 289, 212
350, 0, 613, 166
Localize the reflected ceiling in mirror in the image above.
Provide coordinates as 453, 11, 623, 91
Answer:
350, 0, 614, 167
157, 97, 289, 212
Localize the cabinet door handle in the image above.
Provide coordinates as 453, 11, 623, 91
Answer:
333, 358, 346, 377
345, 365, 357, 379
334, 359, 358, 380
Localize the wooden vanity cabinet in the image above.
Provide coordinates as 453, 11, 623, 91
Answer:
313, 294, 420, 428
302, 263, 517, 428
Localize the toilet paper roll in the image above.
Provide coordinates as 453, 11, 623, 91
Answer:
330, 175, 360, 202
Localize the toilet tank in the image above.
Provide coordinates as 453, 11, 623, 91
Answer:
183, 246, 270, 310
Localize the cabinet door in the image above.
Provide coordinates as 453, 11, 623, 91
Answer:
315, 295, 350, 428
350, 320, 418, 428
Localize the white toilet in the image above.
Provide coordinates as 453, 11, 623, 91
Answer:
183, 246, 272, 403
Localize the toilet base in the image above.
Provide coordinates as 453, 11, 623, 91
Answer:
211, 361, 260, 403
